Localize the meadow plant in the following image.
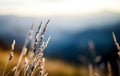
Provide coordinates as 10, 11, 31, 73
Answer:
112, 32, 120, 57
3, 20, 50, 76
2, 40, 16, 76
112, 32, 120, 76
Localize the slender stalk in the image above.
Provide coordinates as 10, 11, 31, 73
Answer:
3, 40, 15, 76
88, 63, 94, 76
112, 32, 120, 50
14, 40, 29, 76
34, 21, 42, 48
107, 62, 112, 76
2, 57, 9, 76
112, 32, 120, 57
6, 66, 16, 76
14, 23, 35, 76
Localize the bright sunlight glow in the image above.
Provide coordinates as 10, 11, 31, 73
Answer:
0, 0, 120, 17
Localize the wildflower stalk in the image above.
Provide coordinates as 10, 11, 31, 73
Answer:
88, 63, 94, 76
2, 40, 16, 76
27, 37, 50, 76
27, 20, 50, 76
34, 21, 42, 48
6, 66, 17, 76
88, 41, 101, 76
3, 57, 9, 76
24, 57, 29, 76
107, 62, 112, 76
14, 23, 35, 76
112, 32, 120, 56
34, 20, 50, 54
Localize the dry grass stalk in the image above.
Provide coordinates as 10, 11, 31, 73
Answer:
24, 20, 50, 76
107, 62, 112, 76
43, 73, 48, 76
27, 36, 50, 76
94, 73, 100, 76
112, 32, 120, 56
88, 63, 100, 76
117, 59, 120, 76
3, 20, 50, 76
88, 41, 97, 57
34, 21, 42, 48
14, 22, 35, 76
34, 20, 50, 54
88, 41, 101, 63
6, 66, 17, 76
2, 40, 16, 76
23, 57, 29, 76
112, 32, 120, 76
88, 41, 101, 76
23, 20, 50, 76
89, 63, 94, 76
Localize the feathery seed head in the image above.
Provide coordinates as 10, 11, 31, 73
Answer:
11, 40, 16, 50
9, 40, 16, 60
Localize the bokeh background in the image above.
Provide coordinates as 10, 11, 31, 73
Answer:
0, 0, 120, 76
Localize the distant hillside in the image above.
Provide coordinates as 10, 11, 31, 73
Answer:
0, 13, 120, 63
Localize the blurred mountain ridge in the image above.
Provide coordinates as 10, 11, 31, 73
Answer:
0, 12, 120, 63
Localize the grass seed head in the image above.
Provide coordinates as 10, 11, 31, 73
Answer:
9, 40, 16, 60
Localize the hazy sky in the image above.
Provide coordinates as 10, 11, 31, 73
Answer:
0, 0, 120, 17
